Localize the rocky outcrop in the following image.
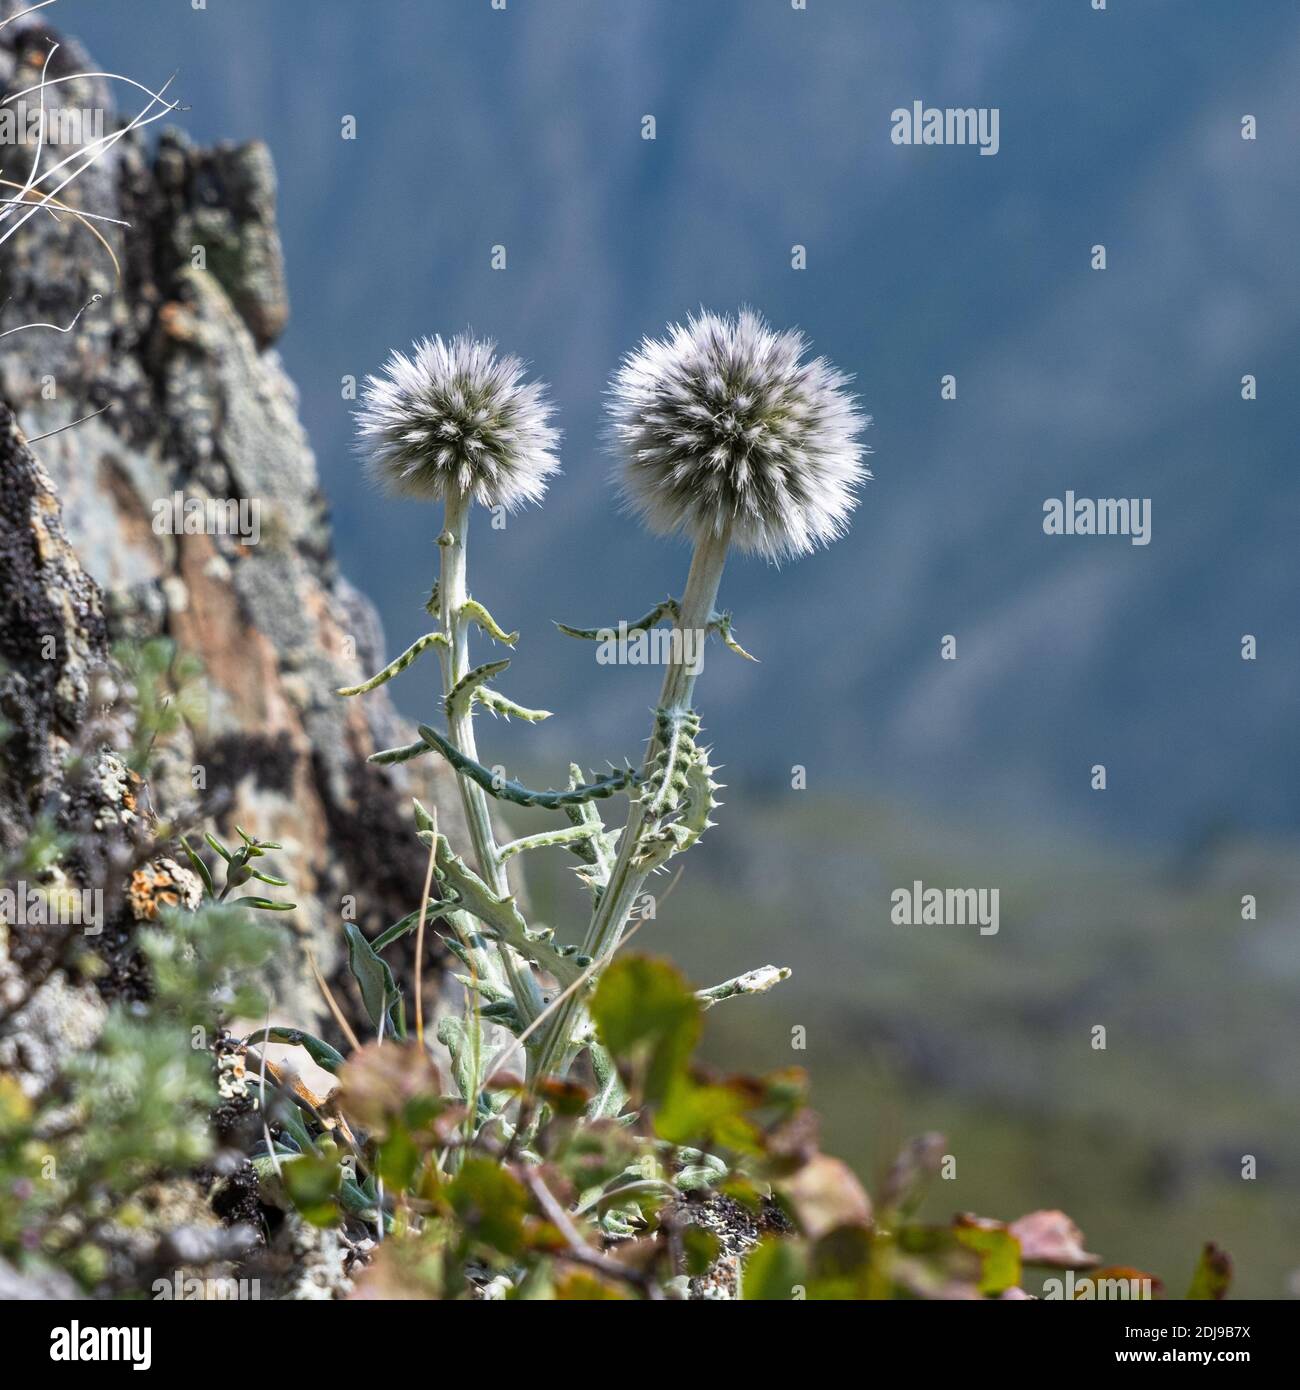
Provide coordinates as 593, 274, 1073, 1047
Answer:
0, 4, 460, 1037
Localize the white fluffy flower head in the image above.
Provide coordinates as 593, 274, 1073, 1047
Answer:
356, 334, 560, 510
608, 308, 870, 560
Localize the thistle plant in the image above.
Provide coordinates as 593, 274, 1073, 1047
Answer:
353, 333, 561, 1031
116, 316, 1224, 1303
343, 310, 868, 1125
533, 308, 870, 1078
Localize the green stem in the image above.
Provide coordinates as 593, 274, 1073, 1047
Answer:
438, 490, 543, 1023
532, 522, 732, 1082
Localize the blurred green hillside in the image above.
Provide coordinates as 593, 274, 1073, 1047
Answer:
527, 790, 1300, 1298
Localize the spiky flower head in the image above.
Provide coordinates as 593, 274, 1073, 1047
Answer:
608, 308, 870, 560
356, 333, 560, 510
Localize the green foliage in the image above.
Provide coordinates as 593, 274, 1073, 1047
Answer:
590, 956, 700, 1106
182, 827, 296, 913
285, 479, 1236, 1302
113, 637, 206, 773
1187, 1243, 1233, 1300
344, 921, 405, 1037
1, 892, 284, 1287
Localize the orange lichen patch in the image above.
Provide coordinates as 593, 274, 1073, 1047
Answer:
127, 858, 199, 921
128, 867, 182, 921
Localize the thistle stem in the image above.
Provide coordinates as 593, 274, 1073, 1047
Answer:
438, 489, 543, 1022
532, 522, 732, 1082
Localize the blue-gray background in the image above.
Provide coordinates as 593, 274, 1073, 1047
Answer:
69, 0, 1300, 1294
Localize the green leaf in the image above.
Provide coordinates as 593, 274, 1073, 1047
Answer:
237, 897, 297, 912
244, 1026, 346, 1075
336, 631, 447, 697
954, 1221, 1022, 1296
178, 834, 214, 897
656, 1077, 750, 1147
460, 599, 518, 645
204, 832, 232, 863
431, 835, 585, 989
589, 956, 701, 1106
445, 658, 512, 723
683, 1226, 720, 1278
1187, 1242, 1232, 1300
447, 1156, 528, 1257
281, 1150, 342, 1227
475, 686, 552, 722
742, 1236, 808, 1301
370, 900, 446, 952
555, 598, 679, 642
344, 922, 402, 1033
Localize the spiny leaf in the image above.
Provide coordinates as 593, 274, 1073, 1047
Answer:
461, 599, 518, 645
555, 598, 679, 641
417, 724, 639, 809
446, 658, 511, 722
476, 685, 552, 722
437, 1014, 483, 1102
370, 899, 448, 952
369, 739, 430, 767
563, 764, 619, 897
640, 707, 701, 818
499, 825, 602, 862
431, 834, 584, 990
639, 745, 721, 872
336, 631, 448, 697
709, 609, 759, 662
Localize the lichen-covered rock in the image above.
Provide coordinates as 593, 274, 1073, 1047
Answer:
0, 7, 464, 1037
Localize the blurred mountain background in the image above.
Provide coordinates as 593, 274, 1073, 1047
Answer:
51, 0, 1300, 1295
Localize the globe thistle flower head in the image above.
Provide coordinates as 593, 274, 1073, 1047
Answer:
356, 333, 560, 510
608, 308, 870, 561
